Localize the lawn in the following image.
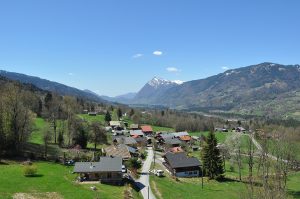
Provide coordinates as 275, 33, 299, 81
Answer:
150, 162, 246, 199
0, 161, 127, 199
152, 125, 174, 132
30, 118, 48, 145
78, 114, 106, 124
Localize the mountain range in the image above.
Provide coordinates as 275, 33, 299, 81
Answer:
0, 70, 105, 103
2, 62, 300, 119
112, 62, 300, 119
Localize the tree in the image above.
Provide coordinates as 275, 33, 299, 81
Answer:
117, 108, 122, 120
90, 122, 107, 151
201, 131, 224, 179
72, 119, 88, 149
42, 125, 52, 159
129, 109, 135, 117
105, 111, 112, 124
224, 133, 243, 181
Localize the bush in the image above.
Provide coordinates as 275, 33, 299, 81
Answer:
23, 165, 37, 177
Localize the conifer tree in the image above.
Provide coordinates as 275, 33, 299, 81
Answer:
201, 131, 224, 179
105, 111, 112, 123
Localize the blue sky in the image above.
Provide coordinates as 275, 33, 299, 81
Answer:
0, 0, 300, 96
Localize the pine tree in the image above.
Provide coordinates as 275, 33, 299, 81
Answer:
105, 111, 112, 123
201, 131, 224, 179
117, 108, 122, 120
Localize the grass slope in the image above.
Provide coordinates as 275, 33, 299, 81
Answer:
0, 161, 125, 199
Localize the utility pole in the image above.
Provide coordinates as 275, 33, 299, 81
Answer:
148, 186, 150, 199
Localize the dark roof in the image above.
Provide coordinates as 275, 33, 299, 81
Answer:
165, 152, 201, 169
160, 133, 175, 140
164, 138, 182, 145
113, 136, 137, 145
73, 157, 122, 173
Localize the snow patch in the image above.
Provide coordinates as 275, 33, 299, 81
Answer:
148, 77, 183, 88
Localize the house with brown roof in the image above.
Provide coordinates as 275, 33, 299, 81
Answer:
141, 125, 153, 136
179, 135, 191, 142
104, 144, 138, 160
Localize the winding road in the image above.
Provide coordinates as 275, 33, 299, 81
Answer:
136, 147, 156, 199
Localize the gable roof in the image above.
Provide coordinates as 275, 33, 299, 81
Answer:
173, 131, 189, 137
165, 152, 201, 169
113, 136, 137, 145
160, 133, 175, 140
164, 138, 182, 145
110, 121, 121, 126
130, 124, 139, 129
169, 147, 184, 153
130, 130, 144, 137
104, 144, 132, 159
141, 125, 153, 132
73, 157, 122, 173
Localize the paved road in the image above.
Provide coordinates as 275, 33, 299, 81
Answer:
136, 147, 156, 199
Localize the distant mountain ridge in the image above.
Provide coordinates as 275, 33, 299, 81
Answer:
127, 63, 300, 119
0, 70, 105, 102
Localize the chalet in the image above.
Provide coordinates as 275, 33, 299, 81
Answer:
73, 157, 123, 184
164, 152, 201, 177
164, 137, 182, 148
141, 125, 153, 136
112, 136, 137, 148
110, 121, 122, 130
104, 144, 138, 160
130, 130, 145, 138
134, 136, 148, 147
130, 124, 139, 130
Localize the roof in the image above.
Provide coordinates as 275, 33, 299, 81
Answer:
130, 130, 144, 137
160, 133, 175, 140
164, 138, 182, 145
73, 157, 122, 173
104, 144, 132, 159
165, 152, 201, 169
113, 136, 137, 145
169, 147, 184, 153
130, 124, 139, 129
110, 121, 121, 126
173, 131, 189, 137
141, 125, 153, 132
179, 135, 191, 141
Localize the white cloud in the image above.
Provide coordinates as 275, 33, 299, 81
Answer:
153, 51, 163, 56
132, 53, 143, 58
166, 67, 180, 73
222, 66, 229, 70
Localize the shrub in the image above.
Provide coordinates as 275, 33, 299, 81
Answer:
23, 165, 37, 177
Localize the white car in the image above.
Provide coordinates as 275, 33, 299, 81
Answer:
122, 165, 127, 173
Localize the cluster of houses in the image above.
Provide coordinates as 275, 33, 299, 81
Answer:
73, 120, 205, 183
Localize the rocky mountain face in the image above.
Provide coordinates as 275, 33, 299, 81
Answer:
131, 63, 300, 119
0, 70, 105, 102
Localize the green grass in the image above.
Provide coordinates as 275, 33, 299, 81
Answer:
30, 118, 47, 145
78, 114, 106, 124
287, 172, 300, 198
150, 163, 246, 199
0, 161, 125, 199
152, 125, 175, 132
189, 131, 233, 143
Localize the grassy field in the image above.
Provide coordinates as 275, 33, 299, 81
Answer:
0, 161, 127, 199
78, 114, 106, 124
30, 118, 47, 145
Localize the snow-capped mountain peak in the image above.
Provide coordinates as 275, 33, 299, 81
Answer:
148, 77, 183, 88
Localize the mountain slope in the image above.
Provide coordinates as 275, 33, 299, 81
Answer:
0, 70, 105, 102
132, 77, 183, 104
132, 63, 300, 119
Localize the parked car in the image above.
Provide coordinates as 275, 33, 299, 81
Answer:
149, 169, 164, 177
122, 165, 127, 173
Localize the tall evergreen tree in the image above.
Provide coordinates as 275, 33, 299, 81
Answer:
201, 131, 224, 179
117, 108, 122, 120
105, 111, 112, 124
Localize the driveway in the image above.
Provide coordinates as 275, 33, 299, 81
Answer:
136, 147, 156, 199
